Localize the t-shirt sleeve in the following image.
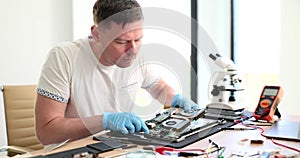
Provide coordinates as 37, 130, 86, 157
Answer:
37, 46, 71, 103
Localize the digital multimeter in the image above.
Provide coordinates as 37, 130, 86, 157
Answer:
253, 86, 283, 122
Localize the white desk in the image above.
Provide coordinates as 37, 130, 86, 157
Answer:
27, 115, 300, 157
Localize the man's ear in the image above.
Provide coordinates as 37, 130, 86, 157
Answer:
91, 25, 100, 41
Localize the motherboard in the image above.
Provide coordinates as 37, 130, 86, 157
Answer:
104, 108, 224, 145
142, 107, 220, 142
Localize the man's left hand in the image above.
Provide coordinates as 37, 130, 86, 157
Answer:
171, 94, 200, 112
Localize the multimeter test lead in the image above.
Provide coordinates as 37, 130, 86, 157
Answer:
220, 127, 257, 130
208, 139, 221, 149
208, 139, 225, 157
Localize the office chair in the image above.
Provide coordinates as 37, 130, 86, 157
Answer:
0, 85, 43, 155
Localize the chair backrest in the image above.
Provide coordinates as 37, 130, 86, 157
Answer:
2, 85, 43, 151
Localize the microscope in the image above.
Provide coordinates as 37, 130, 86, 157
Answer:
206, 53, 244, 113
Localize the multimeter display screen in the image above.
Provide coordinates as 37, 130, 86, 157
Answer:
263, 88, 278, 96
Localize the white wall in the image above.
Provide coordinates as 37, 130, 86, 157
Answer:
279, 0, 300, 116
0, 0, 73, 146
72, 0, 96, 39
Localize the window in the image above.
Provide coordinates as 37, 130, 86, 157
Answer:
197, 0, 231, 107
233, 0, 281, 111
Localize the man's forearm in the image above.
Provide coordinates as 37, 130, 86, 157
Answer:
147, 79, 177, 106
36, 115, 103, 145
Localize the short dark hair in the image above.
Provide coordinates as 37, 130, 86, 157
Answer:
93, 0, 143, 28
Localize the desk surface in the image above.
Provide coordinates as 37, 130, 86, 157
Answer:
27, 115, 300, 157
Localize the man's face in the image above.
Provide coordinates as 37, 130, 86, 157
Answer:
99, 21, 143, 68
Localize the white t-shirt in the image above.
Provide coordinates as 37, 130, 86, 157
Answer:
37, 37, 159, 119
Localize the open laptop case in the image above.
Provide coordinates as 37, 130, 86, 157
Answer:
265, 120, 300, 141
94, 108, 234, 148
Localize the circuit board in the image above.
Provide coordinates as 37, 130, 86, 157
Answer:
105, 108, 222, 144
142, 108, 220, 142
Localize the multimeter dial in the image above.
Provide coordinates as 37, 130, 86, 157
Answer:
260, 99, 272, 108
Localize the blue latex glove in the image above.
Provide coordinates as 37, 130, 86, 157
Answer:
103, 112, 149, 134
171, 94, 199, 112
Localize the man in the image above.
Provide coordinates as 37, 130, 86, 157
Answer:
35, 0, 199, 145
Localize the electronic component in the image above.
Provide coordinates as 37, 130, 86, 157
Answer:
104, 108, 220, 144
73, 152, 95, 158
253, 86, 283, 122
145, 107, 205, 129
162, 118, 190, 130
250, 139, 264, 144
141, 108, 218, 142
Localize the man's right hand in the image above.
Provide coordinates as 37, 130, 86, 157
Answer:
103, 112, 149, 134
